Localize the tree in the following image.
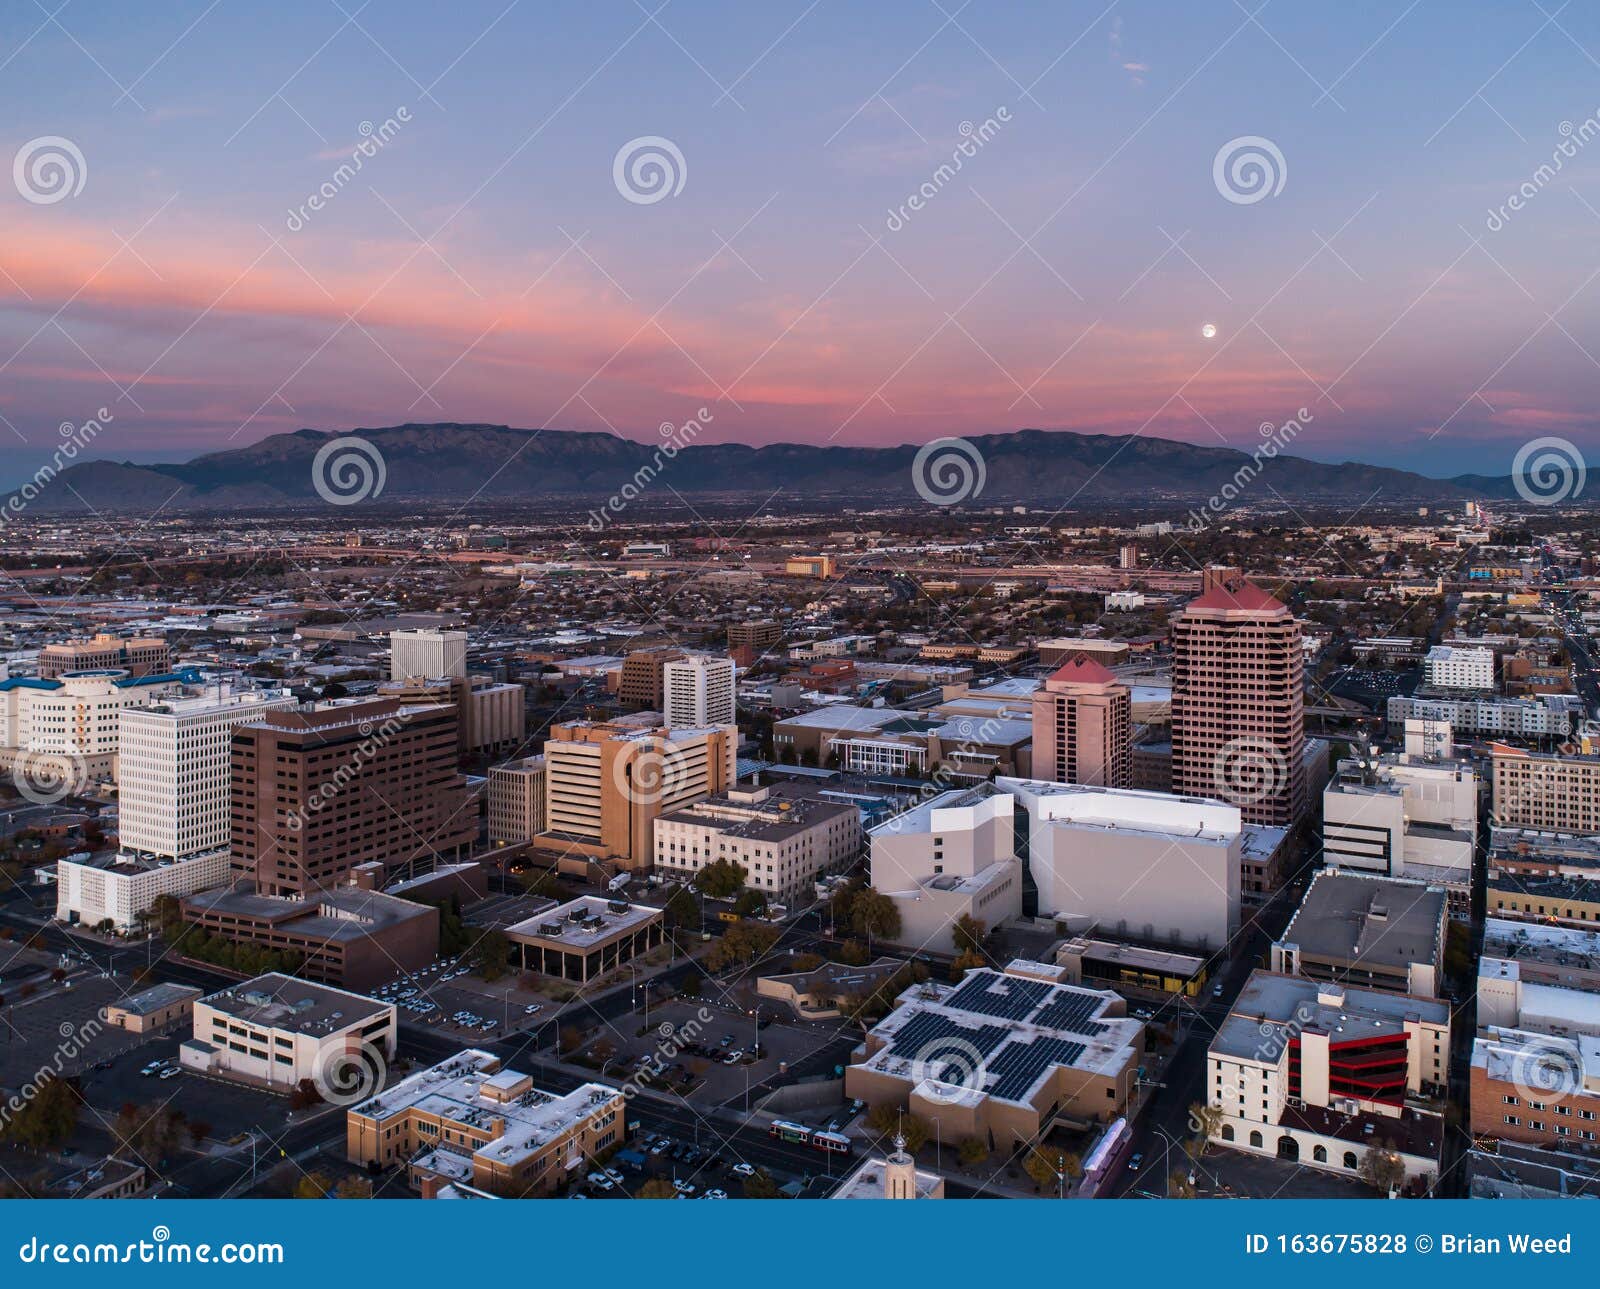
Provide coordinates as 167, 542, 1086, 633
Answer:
731, 888, 768, 918
1188, 1101, 1223, 1149
694, 858, 747, 900
517, 869, 574, 903
741, 1168, 782, 1199
0, 1076, 79, 1149
956, 1136, 989, 1166
472, 930, 511, 982
866, 1103, 901, 1138
1358, 1147, 1407, 1195
294, 1172, 332, 1199
849, 888, 901, 944
635, 1178, 678, 1198
1023, 1148, 1080, 1195
952, 914, 985, 955
335, 1176, 373, 1199
660, 885, 700, 931
949, 950, 986, 981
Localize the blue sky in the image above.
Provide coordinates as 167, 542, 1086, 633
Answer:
3, 0, 1600, 486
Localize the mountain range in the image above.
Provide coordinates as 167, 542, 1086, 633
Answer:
11, 423, 1524, 511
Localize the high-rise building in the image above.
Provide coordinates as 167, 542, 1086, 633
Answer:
389, 628, 467, 681
377, 674, 523, 755
616, 646, 684, 710
486, 754, 545, 846
118, 685, 296, 859
662, 654, 736, 729
1492, 744, 1600, 834
0, 667, 198, 782
538, 719, 737, 870
38, 633, 170, 679
1171, 576, 1306, 827
229, 699, 474, 896
1423, 645, 1495, 692
1029, 656, 1131, 788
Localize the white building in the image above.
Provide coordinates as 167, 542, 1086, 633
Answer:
662, 654, 736, 729
55, 847, 232, 932
1423, 645, 1495, 692
118, 685, 295, 859
999, 778, 1242, 952
653, 782, 861, 905
1478, 918, 1600, 1036
0, 668, 196, 781
1321, 752, 1477, 896
1387, 693, 1581, 739
868, 785, 1022, 954
1206, 972, 1449, 1190
389, 628, 467, 681
180, 973, 396, 1089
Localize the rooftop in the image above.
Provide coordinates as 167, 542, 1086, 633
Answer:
1280, 871, 1447, 972
504, 895, 662, 950
200, 972, 390, 1035
1211, 970, 1449, 1064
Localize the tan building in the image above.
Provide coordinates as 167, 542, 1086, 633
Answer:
654, 781, 862, 904
846, 965, 1142, 1151
1471, 1028, 1600, 1151
230, 699, 475, 896
538, 719, 737, 870
38, 633, 170, 679
727, 620, 783, 652
616, 646, 684, 710
504, 896, 664, 982
487, 754, 545, 846
346, 1049, 625, 1197
1037, 638, 1130, 668
1492, 744, 1600, 834
1030, 656, 1131, 788
377, 674, 524, 756
785, 555, 835, 578
1171, 576, 1306, 827
104, 982, 202, 1033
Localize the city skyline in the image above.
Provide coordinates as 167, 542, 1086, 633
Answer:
4, 1, 1600, 490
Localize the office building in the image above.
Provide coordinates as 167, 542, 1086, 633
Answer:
0, 667, 199, 782
1423, 645, 1495, 692
868, 785, 1023, 954
346, 1050, 625, 1197
389, 628, 467, 681
1322, 752, 1477, 893
1206, 971, 1449, 1189
1470, 1028, 1600, 1151
56, 846, 232, 932
846, 964, 1142, 1150
377, 673, 524, 755
504, 896, 665, 982
230, 699, 474, 896
103, 982, 202, 1034
118, 684, 296, 860
1479, 917, 1600, 1034
662, 654, 736, 729
180, 973, 396, 1090
1001, 777, 1242, 952
616, 646, 684, 710
727, 620, 783, 653
1493, 745, 1600, 834
1387, 693, 1582, 740
1272, 871, 1448, 997
487, 754, 545, 846
38, 633, 170, 679
1170, 577, 1306, 827
654, 781, 861, 905
1030, 656, 1131, 788
539, 719, 737, 870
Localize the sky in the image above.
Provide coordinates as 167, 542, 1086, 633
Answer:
3, 0, 1600, 488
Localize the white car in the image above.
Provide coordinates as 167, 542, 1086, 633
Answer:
585, 1173, 615, 1191
730, 1162, 757, 1178
672, 1180, 696, 1196
701, 1188, 729, 1200
159, 1067, 181, 1080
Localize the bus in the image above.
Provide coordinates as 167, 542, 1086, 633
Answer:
769, 1120, 811, 1145
810, 1130, 852, 1156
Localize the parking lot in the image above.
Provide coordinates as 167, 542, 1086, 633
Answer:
373, 957, 553, 1040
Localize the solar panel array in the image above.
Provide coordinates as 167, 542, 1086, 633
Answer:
1034, 989, 1111, 1036
885, 1011, 1009, 1083
945, 973, 1051, 1020
988, 1037, 1088, 1101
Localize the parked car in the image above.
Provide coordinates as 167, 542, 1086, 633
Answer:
731, 1162, 757, 1178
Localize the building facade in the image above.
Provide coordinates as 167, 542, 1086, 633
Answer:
487, 754, 546, 846
662, 654, 736, 729
1029, 655, 1131, 789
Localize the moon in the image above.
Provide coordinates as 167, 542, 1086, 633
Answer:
1201, 323, 1218, 339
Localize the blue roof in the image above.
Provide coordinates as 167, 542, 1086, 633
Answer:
0, 676, 59, 692
114, 668, 204, 688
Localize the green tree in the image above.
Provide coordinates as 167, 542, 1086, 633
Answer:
472, 930, 511, 982
695, 858, 747, 900
1357, 1147, 1407, 1194
952, 914, 985, 955
660, 885, 700, 931
732, 888, 768, 917
1023, 1149, 1080, 1195
957, 1136, 989, 1166
949, 950, 986, 981
0, 1076, 79, 1149
849, 888, 901, 944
